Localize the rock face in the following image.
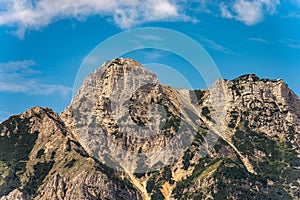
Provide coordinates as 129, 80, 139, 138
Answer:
1, 58, 300, 200
61, 58, 203, 174
0, 106, 141, 200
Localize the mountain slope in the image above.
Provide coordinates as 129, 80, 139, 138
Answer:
0, 106, 141, 200
0, 58, 299, 199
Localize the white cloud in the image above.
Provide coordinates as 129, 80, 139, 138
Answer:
249, 37, 268, 43
0, 1, 283, 38
283, 12, 300, 18
220, 0, 280, 25
0, 60, 71, 96
201, 37, 231, 54
220, 3, 234, 19
279, 39, 300, 49
0, 0, 192, 38
142, 50, 170, 60
0, 0, 282, 38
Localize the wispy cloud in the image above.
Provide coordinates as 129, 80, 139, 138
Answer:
282, 12, 300, 18
220, 0, 279, 25
279, 39, 300, 49
0, 60, 71, 96
0, 1, 283, 38
200, 37, 231, 54
249, 37, 268, 43
142, 50, 170, 60
0, 0, 194, 38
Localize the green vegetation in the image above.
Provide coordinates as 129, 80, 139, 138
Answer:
201, 106, 210, 116
233, 130, 298, 181
146, 171, 160, 193
201, 106, 215, 122
171, 124, 297, 199
161, 166, 174, 184
230, 83, 241, 96
93, 156, 136, 191
162, 116, 181, 135
151, 190, 164, 200
228, 110, 239, 128
231, 127, 299, 198
182, 149, 194, 170
36, 149, 45, 159
0, 116, 39, 196
173, 157, 221, 199
24, 161, 54, 195
50, 151, 56, 160
212, 158, 292, 200
145, 166, 174, 198
0, 80, 298, 199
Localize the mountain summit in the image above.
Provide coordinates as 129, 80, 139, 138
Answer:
1, 58, 299, 200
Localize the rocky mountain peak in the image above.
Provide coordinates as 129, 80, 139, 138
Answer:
111, 57, 145, 67
87, 57, 150, 82
1, 102, 140, 200
211, 73, 300, 138
20, 106, 59, 120
1, 58, 300, 200
233, 74, 260, 82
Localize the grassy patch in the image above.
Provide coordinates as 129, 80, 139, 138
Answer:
0, 116, 39, 196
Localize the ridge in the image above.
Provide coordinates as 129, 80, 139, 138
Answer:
1, 58, 299, 200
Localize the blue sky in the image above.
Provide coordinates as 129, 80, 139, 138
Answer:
0, 0, 300, 121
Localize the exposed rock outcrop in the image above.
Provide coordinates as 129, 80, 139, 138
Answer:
1, 58, 299, 200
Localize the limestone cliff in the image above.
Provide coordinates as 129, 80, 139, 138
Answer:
1, 58, 299, 199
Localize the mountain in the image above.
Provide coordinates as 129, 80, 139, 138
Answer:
0, 58, 299, 200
